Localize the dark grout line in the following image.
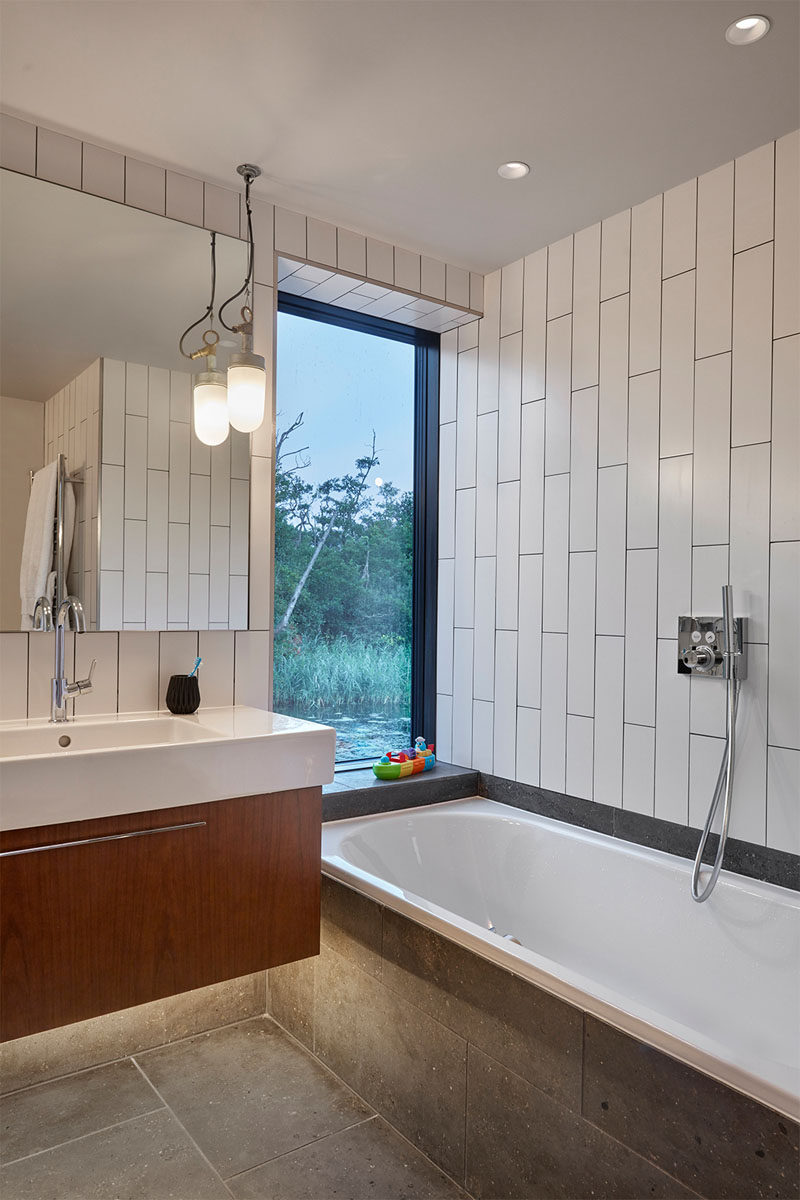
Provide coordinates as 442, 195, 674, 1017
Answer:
0, 1104, 166, 1170
223, 1115, 379, 1183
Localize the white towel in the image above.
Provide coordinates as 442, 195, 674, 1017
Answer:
19, 463, 76, 629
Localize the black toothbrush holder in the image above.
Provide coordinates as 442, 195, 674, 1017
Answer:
166, 674, 200, 715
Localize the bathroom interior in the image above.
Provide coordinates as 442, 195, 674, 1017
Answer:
0, 1, 798, 1197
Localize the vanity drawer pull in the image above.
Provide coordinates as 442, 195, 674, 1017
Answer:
0, 821, 207, 858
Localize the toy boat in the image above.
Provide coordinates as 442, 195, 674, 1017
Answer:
373, 736, 436, 780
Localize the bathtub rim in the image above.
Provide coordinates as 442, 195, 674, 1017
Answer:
321, 795, 800, 1123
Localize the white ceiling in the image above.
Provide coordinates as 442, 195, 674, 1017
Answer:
1, 1, 798, 273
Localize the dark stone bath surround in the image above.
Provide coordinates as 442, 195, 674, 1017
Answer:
323, 765, 800, 891
269, 876, 800, 1200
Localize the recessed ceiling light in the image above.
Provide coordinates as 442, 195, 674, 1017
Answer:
725, 14, 771, 44
497, 161, 530, 180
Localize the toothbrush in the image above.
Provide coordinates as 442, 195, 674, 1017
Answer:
188, 657, 202, 677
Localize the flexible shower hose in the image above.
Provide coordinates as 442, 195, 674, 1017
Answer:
691, 673, 740, 903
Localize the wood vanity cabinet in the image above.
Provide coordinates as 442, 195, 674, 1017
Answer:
0, 788, 321, 1041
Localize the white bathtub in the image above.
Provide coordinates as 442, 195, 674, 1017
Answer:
322, 797, 800, 1121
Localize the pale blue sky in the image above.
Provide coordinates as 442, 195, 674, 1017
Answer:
276, 312, 414, 494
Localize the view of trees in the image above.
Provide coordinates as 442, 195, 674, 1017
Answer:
272, 411, 413, 719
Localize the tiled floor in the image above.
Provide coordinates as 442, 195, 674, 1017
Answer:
0, 1017, 467, 1200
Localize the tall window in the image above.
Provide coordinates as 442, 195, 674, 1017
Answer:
274, 295, 438, 764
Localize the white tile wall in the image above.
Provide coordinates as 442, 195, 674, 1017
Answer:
437, 132, 799, 854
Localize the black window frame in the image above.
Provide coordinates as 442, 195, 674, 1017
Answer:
276, 292, 439, 764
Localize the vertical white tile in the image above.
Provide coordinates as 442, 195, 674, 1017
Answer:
438, 423, 456, 559
145, 470, 168, 573
166, 171, 203, 226
519, 400, 545, 555
230, 478, 249, 577
595, 465, 627, 635
569, 386, 598, 551
657, 455, 692, 638
495, 481, 520, 631
274, 208, 307, 257
188, 573, 210, 629
622, 724, 655, 815
436, 694, 453, 763
233, 631, 270, 709
571, 223, 601, 390
692, 354, 731, 546
734, 141, 774, 253
771, 335, 800, 542
516, 707, 541, 786
600, 208, 630, 301
439, 330, 458, 424
82, 143, 124, 203
102, 359, 125, 465
167, 523, 189, 624
475, 412, 498, 556
688, 733, 725, 829
767, 746, 800, 855
230, 431, 251, 482
27, 633, 64, 718
36, 127, 81, 188
624, 549, 657, 726
437, 557, 455, 694
696, 161, 734, 359
98, 572, 123, 630
169, 370, 191, 423
497, 332, 522, 482
729, 442, 770, 642
544, 316, 571, 475
493, 631, 518, 778
456, 347, 478, 488
145, 572, 168, 631
473, 557, 497, 702
74, 632, 118, 716
453, 488, 476, 629
629, 194, 662, 376
662, 178, 696, 278
209, 526, 230, 624
421, 257, 446, 302
157, 631, 198, 703
542, 474, 569, 633
477, 270, 500, 414
210, 440, 231, 525
540, 633, 568, 790
394, 248, 421, 294
367, 239, 395, 286
593, 635, 625, 807
517, 554, 543, 709
204, 184, 241, 240
470, 273, 484, 313
99, 464, 124, 570
0, 114, 36, 175
123, 520, 146, 624
659, 270, 695, 458
731, 242, 773, 446
655, 638, 690, 825
598, 294, 629, 466
0, 635, 28, 721
626, 371, 660, 549
547, 237, 573, 319
451, 628, 474, 767
472, 700, 495, 774
168, 421, 190, 522
691, 543, 729, 618
307, 218, 337, 268
125, 159, 166, 215
248, 456, 272, 632
124, 414, 147, 520
147, 367, 170, 471
500, 258, 524, 337
189, 473, 211, 573
522, 248, 547, 403
118, 631, 159, 712
769, 541, 800, 750
197, 631, 234, 706
459, 321, 479, 353
774, 130, 800, 339
730, 643, 768, 843
567, 552, 596, 717
565, 715, 594, 800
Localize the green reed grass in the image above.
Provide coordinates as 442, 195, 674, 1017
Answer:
273, 636, 411, 708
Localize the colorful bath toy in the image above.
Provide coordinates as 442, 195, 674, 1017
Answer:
373, 736, 436, 780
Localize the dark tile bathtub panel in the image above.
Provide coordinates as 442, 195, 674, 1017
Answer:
583, 1017, 800, 1200
478, 774, 800, 891
465, 1046, 697, 1200
381, 908, 583, 1109
323, 763, 479, 823
268, 877, 798, 1200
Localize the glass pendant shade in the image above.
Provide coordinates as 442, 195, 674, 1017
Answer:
193, 370, 229, 446
227, 351, 267, 433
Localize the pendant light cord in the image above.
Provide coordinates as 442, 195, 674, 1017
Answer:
178, 232, 218, 360
218, 175, 255, 332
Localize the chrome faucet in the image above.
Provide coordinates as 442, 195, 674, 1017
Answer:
32, 595, 53, 631
51, 597, 95, 723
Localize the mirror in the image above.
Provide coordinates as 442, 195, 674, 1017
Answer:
0, 168, 253, 632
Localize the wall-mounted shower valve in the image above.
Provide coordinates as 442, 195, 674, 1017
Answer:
677, 616, 747, 680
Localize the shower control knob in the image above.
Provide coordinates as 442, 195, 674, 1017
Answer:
682, 645, 715, 672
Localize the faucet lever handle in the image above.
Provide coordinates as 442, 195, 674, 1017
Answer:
76, 658, 96, 693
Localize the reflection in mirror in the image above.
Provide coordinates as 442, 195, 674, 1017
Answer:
0, 168, 252, 632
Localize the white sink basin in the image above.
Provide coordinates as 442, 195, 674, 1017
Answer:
0, 707, 336, 831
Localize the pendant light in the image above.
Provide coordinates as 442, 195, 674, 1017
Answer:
178, 231, 230, 446
219, 164, 267, 434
